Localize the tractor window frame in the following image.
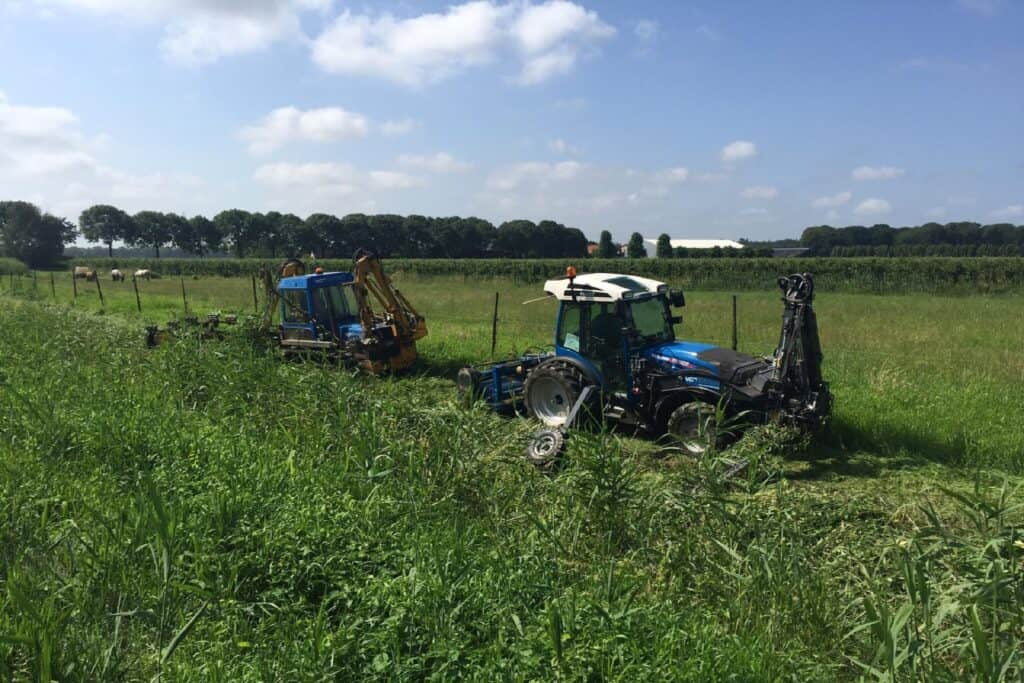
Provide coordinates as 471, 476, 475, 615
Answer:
557, 302, 585, 352
281, 289, 309, 324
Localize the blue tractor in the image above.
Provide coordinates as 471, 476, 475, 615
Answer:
269, 253, 427, 373
457, 269, 830, 460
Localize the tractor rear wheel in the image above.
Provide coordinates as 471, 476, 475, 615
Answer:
523, 360, 596, 428
667, 401, 719, 455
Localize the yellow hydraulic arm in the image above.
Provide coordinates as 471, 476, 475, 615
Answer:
351, 251, 427, 370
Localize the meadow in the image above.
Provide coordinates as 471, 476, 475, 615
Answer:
0, 269, 1022, 680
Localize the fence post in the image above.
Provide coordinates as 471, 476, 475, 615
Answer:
251, 273, 258, 313
50, 272, 55, 299
133, 276, 142, 313
181, 278, 188, 316
490, 292, 500, 358
94, 276, 104, 309
72, 272, 77, 301
731, 294, 738, 351
32, 270, 37, 291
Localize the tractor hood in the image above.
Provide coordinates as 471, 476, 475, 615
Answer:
643, 341, 770, 385
642, 341, 720, 375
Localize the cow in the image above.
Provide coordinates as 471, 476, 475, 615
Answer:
111, 269, 125, 282
73, 266, 97, 281
133, 269, 152, 281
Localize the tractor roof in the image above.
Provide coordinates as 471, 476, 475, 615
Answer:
278, 271, 353, 290
543, 272, 667, 302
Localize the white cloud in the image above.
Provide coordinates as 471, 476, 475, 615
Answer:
853, 198, 892, 215
693, 171, 727, 182
739, 208, 768, 216
36, 0, 328, 66
721, 140, 756, 162
633, 19, 658, 42
741, 185, 777, 200
240, 106, 370, 156
991, 204, 1023, 219
254, 161, 357, 188
380, 119, 416, 136
548, 138, 581, 155
487, 160, 583, 189
812, 191, 852, 208
368, 170, 424, 189
957, 0, 1002, 16
0, 93, 98, 176
254, 161, 424, 195
397, 152, 472, 173
312, 1, 613, 88
852, 165, 905, 181
660, 167, 689, 182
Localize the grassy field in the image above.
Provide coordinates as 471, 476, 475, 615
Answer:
0, 271, 1022, 680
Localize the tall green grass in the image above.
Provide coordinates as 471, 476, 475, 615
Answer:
0, 300, 1021, 679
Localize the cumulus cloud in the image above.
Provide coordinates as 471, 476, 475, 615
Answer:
659, 167, 689, 182
852, 165, 905, 181
991, 204, 1023, 219
853, 198, 891, 215
397, 152, 472, 173
312, 1, 614, 87
0, 90, 207, 216
380, 119, 416, 136
741, 185, 777, 200
254, 161, 425, 194
240, 106, 370, 156
36, 0, 328, 66
633, 19, 658, 42
812, 191, 852, 208
487, 160, 583, 189
721, 140, 756, 162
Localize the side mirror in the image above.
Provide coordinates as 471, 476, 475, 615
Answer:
669, 289, 685, 307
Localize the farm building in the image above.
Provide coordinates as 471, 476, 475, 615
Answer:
644, 238, 745, 256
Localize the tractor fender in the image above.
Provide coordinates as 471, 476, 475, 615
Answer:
531, 355, 600, 386
653, 386, 722, 432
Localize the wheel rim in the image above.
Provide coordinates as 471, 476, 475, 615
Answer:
672, 404, 716, 455
528, 376, 571, 426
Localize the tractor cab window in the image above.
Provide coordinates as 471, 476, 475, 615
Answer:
558, 303, 582, 352
628, 296, 673, 344
315, 284, 357, 321
281, 289, 309, 324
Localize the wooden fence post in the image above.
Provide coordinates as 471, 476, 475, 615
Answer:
72, 272, 78, 301
133, 276, 142, 313
731, 295, 738, 351
490, 292, 500, 358
251, 274, 258, 313
181, 278, 189, 316
94, 276, 104, 309
50, 272, 56, 299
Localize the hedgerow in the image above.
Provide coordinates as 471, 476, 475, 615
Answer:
64, 256, 1024, 293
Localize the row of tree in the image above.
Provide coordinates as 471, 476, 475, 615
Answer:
0, 201, 77, 268
75, 205, 590, 260
800, 222, 1024, 256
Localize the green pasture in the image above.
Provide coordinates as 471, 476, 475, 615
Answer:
0, 273, 1021, 680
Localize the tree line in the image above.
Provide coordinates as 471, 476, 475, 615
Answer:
75, 205, 589, 260
800, 222, 1024, 257
0, 200, 592, 267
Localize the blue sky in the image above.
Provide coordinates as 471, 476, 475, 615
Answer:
1, 0, 1022, 243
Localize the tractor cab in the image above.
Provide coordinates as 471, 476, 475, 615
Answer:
277, 271, 363, 343
545, 272, 688, 392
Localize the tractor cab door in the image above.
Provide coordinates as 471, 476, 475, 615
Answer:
312, 283, 360, 340
556, 301, 628, 389
280, 288, 316, 340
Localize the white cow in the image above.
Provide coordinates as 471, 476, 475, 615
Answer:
133, 269, 152, 281
111, 269, 125, 282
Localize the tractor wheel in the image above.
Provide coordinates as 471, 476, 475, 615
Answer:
523, 360, 596, 428
524, 429, 566, 472
455, 366, 480, 406
667, 401, 719, 455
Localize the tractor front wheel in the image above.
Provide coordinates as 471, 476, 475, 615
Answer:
667, 401, 719, 455
523, 360, 595, 428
